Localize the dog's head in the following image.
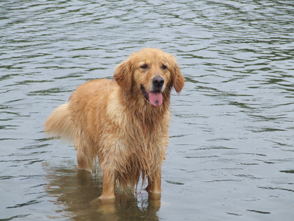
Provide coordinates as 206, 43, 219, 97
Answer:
113, 48, 184, 107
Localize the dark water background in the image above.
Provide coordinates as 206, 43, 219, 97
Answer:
1, 0, 294, 220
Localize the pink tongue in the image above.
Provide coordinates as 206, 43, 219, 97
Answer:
149, 92, 163, 106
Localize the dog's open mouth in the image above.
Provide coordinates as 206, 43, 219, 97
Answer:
141, 85, 163, 107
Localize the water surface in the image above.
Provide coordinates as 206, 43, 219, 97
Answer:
1, 0, 294, 220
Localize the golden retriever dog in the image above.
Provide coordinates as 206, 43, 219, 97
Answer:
44, 48, 184, 200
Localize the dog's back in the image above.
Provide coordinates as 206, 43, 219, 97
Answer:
44, 79, 114, 142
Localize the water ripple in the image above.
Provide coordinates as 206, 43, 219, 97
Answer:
1, 0, 294, 220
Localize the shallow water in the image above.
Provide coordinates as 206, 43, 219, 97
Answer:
1, 0, 294, 220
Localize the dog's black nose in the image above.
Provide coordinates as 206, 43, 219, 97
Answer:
152, 76, 164, 88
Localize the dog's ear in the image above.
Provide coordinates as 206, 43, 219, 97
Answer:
113, 60, 132, 92
172, 62, 184, 93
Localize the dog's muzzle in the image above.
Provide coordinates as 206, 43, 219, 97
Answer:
140, 76, 165, 107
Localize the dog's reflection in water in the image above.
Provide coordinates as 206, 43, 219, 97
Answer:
44, 164, 161, 221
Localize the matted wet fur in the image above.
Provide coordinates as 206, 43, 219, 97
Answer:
44, 48, 184, 199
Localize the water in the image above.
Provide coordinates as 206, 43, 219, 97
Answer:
1, 0, 294, 220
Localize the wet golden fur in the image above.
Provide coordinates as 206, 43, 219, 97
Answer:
44, 48, 184, 199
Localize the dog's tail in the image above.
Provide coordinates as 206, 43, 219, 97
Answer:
44, 103, 74, 142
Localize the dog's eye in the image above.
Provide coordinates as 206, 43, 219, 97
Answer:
161, 64, 167, 70
140, 64, 148, 69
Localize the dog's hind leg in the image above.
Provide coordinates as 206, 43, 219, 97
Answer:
76, 145, 94, 173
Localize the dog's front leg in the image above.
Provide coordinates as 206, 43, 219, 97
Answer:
100, 171, 116, 200
146, 166, 162, 194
